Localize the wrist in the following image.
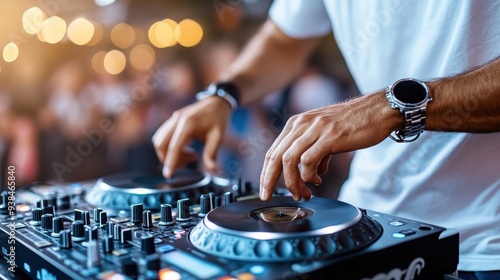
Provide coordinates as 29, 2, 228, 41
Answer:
373, 90, 405, 132
196, 82, 240, 111
385, 78, 432, 142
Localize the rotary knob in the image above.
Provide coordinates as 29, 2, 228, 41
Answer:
208, 192, 215, 210
46, 196, 57, 210
199, 194, 211, 217
176, 198, 191, 221
36, 198, 47, 209
30, 208, 42, 225
93, 208, 103, 223
159, 204, 173, 226
142, 210, 153, 230
42, 206, 55, 216
121, 228, 133, 244
130, 203, 143, 224
41, 213, 53, 231
84, 226, 99, 245
82, 211, 90, 225
59, 229, 72, 249
74, 209, 90, 225
224, 192, 234, 205
72, 220, 85, 241
57, 194, 71, 210
141, 234, 156, 255
100, 211, 108, 226
51, 217, 64, 237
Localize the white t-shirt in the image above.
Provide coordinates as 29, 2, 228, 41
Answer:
270, 0, 500, 271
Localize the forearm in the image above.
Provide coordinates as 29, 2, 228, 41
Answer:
217, 20, 323, 106
426, 57, 500, 133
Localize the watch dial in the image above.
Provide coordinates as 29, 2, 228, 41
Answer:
393, 80, 427, 104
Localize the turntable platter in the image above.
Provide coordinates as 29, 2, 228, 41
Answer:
189, 197, 383, 261
205, 197, 361, 238
84, 169, 221, 210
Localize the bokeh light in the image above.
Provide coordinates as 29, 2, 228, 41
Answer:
36, 29, 46, 42
41, 16, 67, 44
22, 7, 46, 35
130, 44, 155, 71
111, 23, 136, 49
149, 21, 166, 48
104, 50, 126, 75
91, 51, 107, 75
86, 20, 103, 46
3, 43, 19, 63
68, 18, 95, 46
159, 269, 182, 280
157, 19, 177, 47
149, 19, 178, 48
175, 19, 203, 47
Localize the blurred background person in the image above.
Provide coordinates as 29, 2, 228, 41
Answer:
0, 0, 355, 195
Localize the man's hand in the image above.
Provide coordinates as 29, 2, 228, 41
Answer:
152, 96, 232, 178
259, 91, 402, 201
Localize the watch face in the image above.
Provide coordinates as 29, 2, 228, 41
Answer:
393, 79, 428, 104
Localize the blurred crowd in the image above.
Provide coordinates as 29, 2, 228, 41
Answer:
0, 1, 359, 198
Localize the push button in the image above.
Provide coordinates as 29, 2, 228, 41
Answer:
399, 229, 416, 236
392, 229, 416, 238
389, 220, 405, 227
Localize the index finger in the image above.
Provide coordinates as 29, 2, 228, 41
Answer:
163, 118, 194, 177
152, 115, 178, 163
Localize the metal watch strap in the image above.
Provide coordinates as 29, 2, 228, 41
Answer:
389, 107, 427, 143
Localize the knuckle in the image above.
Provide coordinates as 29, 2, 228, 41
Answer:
288, 114, 299, 122
296, 114, 306, 123
284, 114, 299, 128
282, 151, 295, 165
171, 110, 181, 120
264, 151, 273, 160
295, 113, 313, 124
300, 153, 316, 167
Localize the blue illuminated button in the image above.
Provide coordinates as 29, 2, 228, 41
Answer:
392, 233, 405, 238
250, 265, 265, 275
392, 229, 417, 238
157, 244, 175, 253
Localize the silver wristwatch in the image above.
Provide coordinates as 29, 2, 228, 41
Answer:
386, 78, 432, 143
195, 82, 240, 111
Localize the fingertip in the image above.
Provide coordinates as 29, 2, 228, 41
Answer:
259, 185, 270, 201
303, 186, 312, 201
204, 158, 218, 174
162, 166, 172, 178
314, 175, 322, 185
290, 187, 302, 201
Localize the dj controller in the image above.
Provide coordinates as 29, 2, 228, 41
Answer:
0, 169, 459, 280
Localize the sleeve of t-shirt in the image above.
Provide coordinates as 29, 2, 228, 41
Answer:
269, 0, 332, 39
